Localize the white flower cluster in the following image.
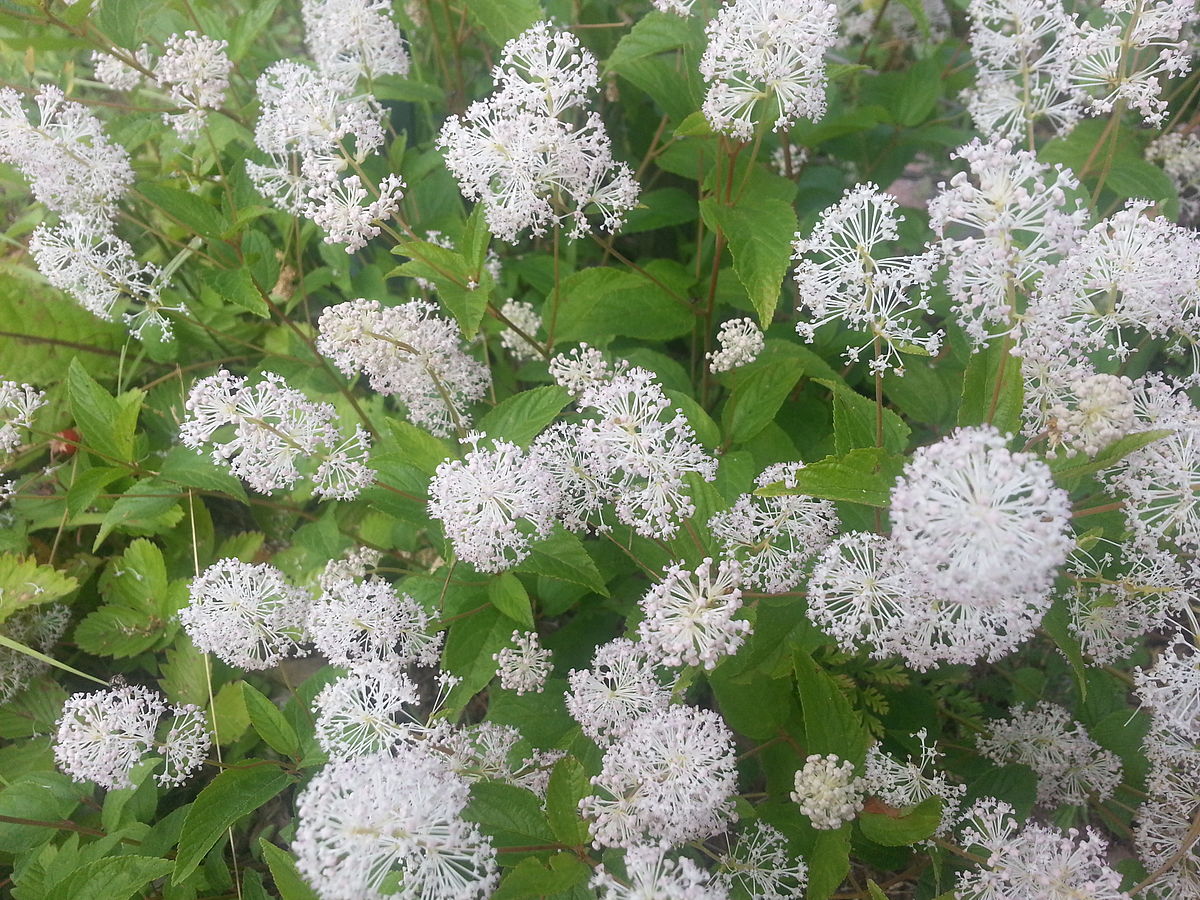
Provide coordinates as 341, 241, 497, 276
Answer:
154, 31, 232, 138
307, 553, 442, 669
580, 705, 738, 848
862, 729, 966, 837
249, 60, 403, 252
699, 0, 839, 140
978, 702, 1123, 806
180, 369, 374, 498
0, 86, 177, 336
181, 558, 311, 670
593, 846, 727, 900
1136, 635, 1200, 748
293, 746, 498, 900
565, 638, 672, 745
498, 299, 544, 362
965, 0, 1080, 142
790, 754, 864, 830
92, 48, 150, 92
808, 426, 1072, 669
794, 184, 942, 375
493, 630, 552, 695
715, 820, 808, 900
956, 798, 1127, 900
0, 379, 45, 458
637, 558, 750, 670
54, 684, 210, 789
0, 605, 69, 704
707, 317, 764, 373
428, 433, 559, 573
1148, 131, 1200, 225
438, 22, 639, 241
316, 298, 491, 437
929, 139, 1086, 348
301, 0, 410, 88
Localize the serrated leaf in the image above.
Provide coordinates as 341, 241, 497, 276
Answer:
515, 528, 608, 596
722, 359, 805, 445
859, 796, 942, 846
159, 446, 249, 502
173, 762, 293, 884
756, 448, 904, 507
545, 756, 590, 846
138, 184, 230, 238
1051, 429, 1171, 483
465, 0, 543, 45
260, 839, 320, 900
68, 358, 142, 464
45, 855, 174, 900
958, 342, 1024, 434
74, 603, 169, 659
0, 773, 83, 851
478, 386, 570, 447
492, 854, 589, 899
815, 379, 910, 455
699, 191, 797, 326
93, 478, 183, 551
442, 606, 511, 709
392, 240, 490, 338
202, 267, 269, 318
465, 781, 555, 850
488, 572, 534, 628
0, 555, 77, 623
552, 266, 694, 344
242, 683, 301, 759
794, 650, 870, 767
807, 827, 851, 900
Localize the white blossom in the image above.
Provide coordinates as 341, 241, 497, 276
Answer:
565, 638, 672, 745
302, 0, 410, 87
592, 846, 728, 900
154, 32, 232, 137
497, 299, 543, 361
715, 821, 808, 899
637, 558, 750, 670
494, 630, 551, 694
863, 730, 966, 836
707, 318, 764, 373
790, 754, 864, 830
313, 663, 427, 759
182, 559, 310, 670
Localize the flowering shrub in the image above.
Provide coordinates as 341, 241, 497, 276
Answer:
0, 0, 1197, 897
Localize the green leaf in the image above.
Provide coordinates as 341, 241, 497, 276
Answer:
793, 650, 870, 766
202, 267, 269, 318
622, 187, 700, 235
479, 386, 570, 447
74, 603, 171, 659
815, 379, 910, 455
370, 75, 446, 104
93, 478, 183, 551
1042, 592, 1088, 699
0, 555, 77, 623
488, 572, 534, 629
172, 762, 293, 884
722, 359, 805, 445
673, 111, 714, 138
392, 240, 490, 338
138, 184, 230, 238
606, 10, 696, 73
68, 358, 142, 464
958, 343, 1024, 435
465, 0, 543, 45
384, 420, 454, 476
241, 683, 301, 759
859, 796, 943, 846
699, 194, 797, 326
159, 446, 249, 502
465, 781, 555, 850
867, 881, 889, 900
45, 856, 174, 900
492, 855, 590, 900
0, 631, 106, 685
94, 0, 144, 47
807, 827, 851, 900
545, 757, 590, 846
515, 528, 608, 596
1051, 429, 1171, 484
0, 773, 83, 851
260, 839, 320, 900
552, 267, 694, 344
756, 448, 904, 507
442, 606, 511, 709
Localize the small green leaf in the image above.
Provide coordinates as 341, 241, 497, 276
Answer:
815, 379, 910, 455
492, 854, 589, 899
173, 762, 293, 884
138, 184, 230, 238
807, 827, 852, 900
46, 856, 175, 900
859, 796, 943, 846
202, 267, 269, 318
93, 478, 183, 551
488, 572, 534, 629
242, 683, 301, 759
479, 386, 569, 447
68, 358, 142, 464
722, 359, 805, 445
793, 650, 870, 766
673, 111, 714, 138
552, 266, 694, 344
159, 446, 249, 502
392, 240, 491, 338
1051, 429, 1171, 484
0, 554, 78, 623
515, 528, 608, 596
442, 606, 511, 709
465, 0, 543, 45
756, 448, 904, 508
867, 881, 889, 900
545, 756, 590, 846
260, 839, 320, 900
0, 773, 83, 851
958, 342, 1024, 435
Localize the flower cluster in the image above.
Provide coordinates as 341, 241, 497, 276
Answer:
699, 0, 839, 140
54, 684, 210, 789
438, 22, 639, 241
154, 32, 232, 138
180, 369, 374, 498
790, 754, 864, 830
